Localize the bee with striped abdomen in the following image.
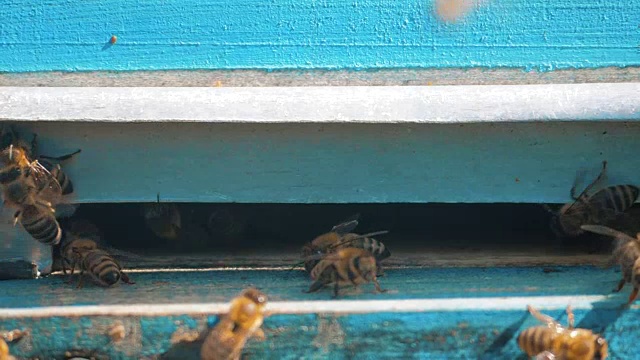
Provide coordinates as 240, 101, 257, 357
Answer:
306, 247, 387, 298
544, 161, 639, 237
301, 216, 390, 275
581, 224, 640, 304
201, 288, 268, 360
59, 219, 102, 276
72, 248, 135, 288
518, 305, 607, 360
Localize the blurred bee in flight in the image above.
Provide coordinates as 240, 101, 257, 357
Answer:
301, 215, 390, 276
518, 305, 608, 360
581, 224, 640, 305
201, 288, 268, 360
434, 0, 485, 23
544, 161, 639, 238
60, 219, 134, 288
306, 247, 387, 298
141, 194, 181, 241
0, 126, 80, 245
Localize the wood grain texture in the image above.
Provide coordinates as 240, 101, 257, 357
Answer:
2, 85, 639, 123
1, 68, 639, 87
0, 121, 637, 203
1, 0, 638, 72
0, 267, 637, 359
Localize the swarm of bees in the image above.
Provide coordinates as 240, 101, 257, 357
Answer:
518, 305, 608, 360
200, 288, 268, 360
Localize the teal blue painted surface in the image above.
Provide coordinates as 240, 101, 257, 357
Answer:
4, 121, 640, 203
2, 267, 638, 358
0, 267, 628, 308
1, 0, 639, 72
2, 308, 638, 359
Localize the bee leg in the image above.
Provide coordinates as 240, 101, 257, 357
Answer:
372, 277, 387, 294
613, 279, 625, 293
76, 269, 85, 289
332, 281, 340, 299
12, 210, 20, 227
305, 280, 325, 294
121, 272, 135, 285
628, 287, 639, 304
565, 305, 575, 329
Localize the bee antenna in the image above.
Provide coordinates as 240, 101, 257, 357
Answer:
327, 230, 390, 250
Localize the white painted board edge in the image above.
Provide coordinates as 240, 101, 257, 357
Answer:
0, 295, 616, 318
0, 84, 638, 123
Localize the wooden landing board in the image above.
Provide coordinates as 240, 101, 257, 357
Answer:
0, 267, 636, 359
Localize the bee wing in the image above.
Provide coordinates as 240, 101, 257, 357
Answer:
580, 224, 638, 243
534, 351, 556, 360
328, 230, 390, 250
29, 161, 63, 203
331, 219, 359, 235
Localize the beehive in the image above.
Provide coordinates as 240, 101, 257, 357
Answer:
1, 0, 639, 358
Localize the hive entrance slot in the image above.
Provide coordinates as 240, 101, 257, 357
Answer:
51, 202, 627, 271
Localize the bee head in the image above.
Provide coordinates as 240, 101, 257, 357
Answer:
355, 255, 378, 280
242, 288, 268, 306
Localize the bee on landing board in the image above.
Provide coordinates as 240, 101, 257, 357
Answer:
581, 224, 640, 305
301, 216, 390, 275
201, 288, 268, 360
518, 305, 608, 360
544, 161, 639, 238
60, 219, 134, 288
306, 247, 387, 298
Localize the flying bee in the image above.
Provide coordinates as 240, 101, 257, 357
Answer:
581, 224, 640, 304
141, 194, 181, 240
518, 305, 608, 360
301, 217, 390, 275
306, 247, 387, 298
544, 161, 639, 237
70, 248, 134, 288
201, 288, 268, 360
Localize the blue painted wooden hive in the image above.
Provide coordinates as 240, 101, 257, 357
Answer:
0, 0, 639, 359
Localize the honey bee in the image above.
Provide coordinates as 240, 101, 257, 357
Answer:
141, 194, 181, 240
0, 338, 16, 360
59, 219, 102, 275
544, 161, 639, 237
518, 305, 608, 360
306, 247, 387, 298
0, 129, 79, 245
201, 288, 268, 360
434, 0, 483, 23
70, 248, 135, 288
301, 217, 390, 274
581, 224, 640, 304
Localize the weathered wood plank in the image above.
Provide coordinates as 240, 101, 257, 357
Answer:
2, 68, 639, 87
0, 267, 637, 359
1, 0, 638, 72
2, 85, 639, 123
0, 121, 636, 203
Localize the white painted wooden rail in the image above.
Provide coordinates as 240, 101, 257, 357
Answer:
1, 83, 638, 123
